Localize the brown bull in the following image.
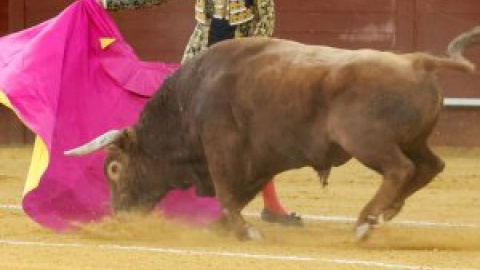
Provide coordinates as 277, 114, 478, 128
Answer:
65, 26, 480, 240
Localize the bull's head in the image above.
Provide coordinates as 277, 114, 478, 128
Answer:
64, 129, 169, 214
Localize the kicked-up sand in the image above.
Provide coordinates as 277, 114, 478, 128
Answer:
0, 145, 479, 270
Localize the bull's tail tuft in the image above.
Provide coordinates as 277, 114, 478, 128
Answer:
446, 26, 480, 72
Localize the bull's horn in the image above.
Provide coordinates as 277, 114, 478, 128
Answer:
64, 130, 123, 156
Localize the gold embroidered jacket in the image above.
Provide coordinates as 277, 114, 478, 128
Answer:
103, 0, 172, 10
102, 0, 275, 63
195, 0, 254, 26
183, 0, 275, 62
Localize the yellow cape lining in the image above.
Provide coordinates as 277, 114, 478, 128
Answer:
0, 91, 49, 195
0, 37, 115, 196
100, 37, 116, 49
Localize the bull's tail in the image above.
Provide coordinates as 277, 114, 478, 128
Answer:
408, 26, 480, 74
431, 55, 474, 73
408, 53, 474, 73
436, 26, 480, 73
447, 26, 480, 70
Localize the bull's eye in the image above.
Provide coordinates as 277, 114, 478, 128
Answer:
107, 161, 122, 182
110, 164, 119, 174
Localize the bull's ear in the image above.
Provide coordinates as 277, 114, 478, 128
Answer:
110, 128, 137, 152
106, 143, 122, 153
124, 128, 137, 145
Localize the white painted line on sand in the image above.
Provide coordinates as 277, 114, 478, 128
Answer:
2, 204, 479, 228
242, 212, 480, 228
0, 239, 313, 261
0, 204, 21, 210
327, 258, 480, 270
0, 239, 478, 270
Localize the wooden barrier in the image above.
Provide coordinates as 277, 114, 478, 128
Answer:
1, 0, 479, 145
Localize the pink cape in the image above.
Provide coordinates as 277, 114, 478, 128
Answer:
0, 0, 221, 231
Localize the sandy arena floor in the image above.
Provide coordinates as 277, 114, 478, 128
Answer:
0, 146, 479, 270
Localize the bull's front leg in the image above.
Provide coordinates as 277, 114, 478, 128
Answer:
202, 127, 262, 241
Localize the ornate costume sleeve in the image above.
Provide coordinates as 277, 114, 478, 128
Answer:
252, 0, 275, 37
104, 0, 173, 10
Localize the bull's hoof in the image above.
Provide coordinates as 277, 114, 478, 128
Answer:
355, 214, 378, 241
355, 223, 373, 241
237, 226, 263, 241
246, 226, 263, 240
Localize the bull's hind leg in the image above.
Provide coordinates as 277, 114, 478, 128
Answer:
403, 145, 444, 199
382, 145, 444, 221
343, 141, 414, 240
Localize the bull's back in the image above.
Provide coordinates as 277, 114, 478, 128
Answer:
180, 38, 443, 144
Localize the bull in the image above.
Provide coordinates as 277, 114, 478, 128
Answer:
65, 26, 480, 240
